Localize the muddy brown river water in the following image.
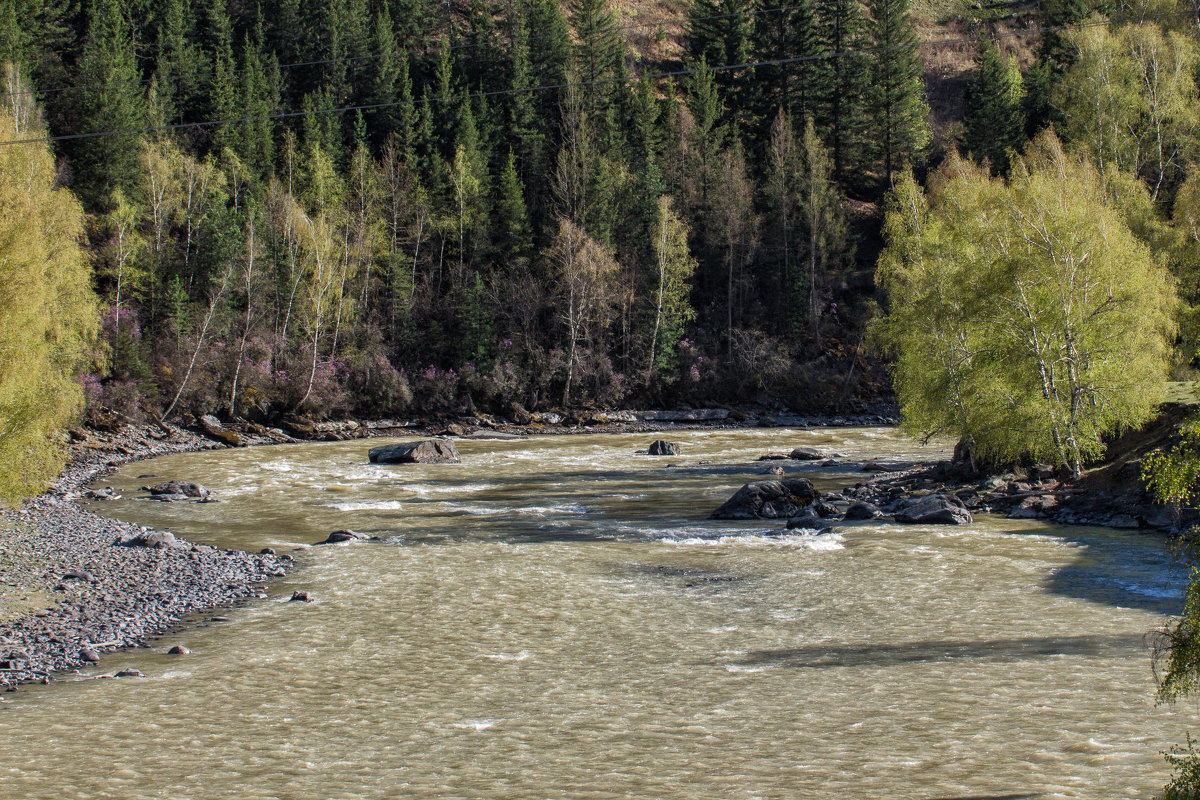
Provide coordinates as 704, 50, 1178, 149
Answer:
0, 427, 1194, 798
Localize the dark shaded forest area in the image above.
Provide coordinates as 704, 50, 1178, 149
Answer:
0, 0, 1195, 427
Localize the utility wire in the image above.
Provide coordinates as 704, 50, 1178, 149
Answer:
0, 14, 1140, 147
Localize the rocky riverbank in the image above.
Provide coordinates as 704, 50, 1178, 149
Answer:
0, 422, 293, 690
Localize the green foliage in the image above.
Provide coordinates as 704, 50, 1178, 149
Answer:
1054, 19, 1199, 202
0, 69, 99, 503
865, 0, 929, 181
69, 0, 149, 209
1165, 733, 1200, 800
648, 195, 698, 379
876, 133, 1177, 474
963, 37, 1025, 174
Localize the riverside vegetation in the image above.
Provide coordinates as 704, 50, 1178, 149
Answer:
3, 0, 1200, 792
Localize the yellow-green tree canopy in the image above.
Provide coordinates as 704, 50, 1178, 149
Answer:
874, 132, 1177, 475
0, 67, 98, 503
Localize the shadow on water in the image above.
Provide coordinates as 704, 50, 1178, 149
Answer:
1015, 524, 1187, 616
730, 633, 1147, 669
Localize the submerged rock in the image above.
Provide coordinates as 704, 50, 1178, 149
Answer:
647, 440, 681, 456
710, 478, 819, 520
318, 529, 369, 545
894, 494, 972, 525
368, 440, 461, 464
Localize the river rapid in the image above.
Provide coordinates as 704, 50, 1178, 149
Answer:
0, 426, 1194, 799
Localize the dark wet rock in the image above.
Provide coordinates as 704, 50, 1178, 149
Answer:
289, 591, 312, 602
260, 547, 276, 555
789, 447, 824, 461
710, 478, 819, 520
123, 531, 181, 549
647, 440, 680, 456
814, 502, 841, 518
114, 668, 145, 678
757, 453, 789, 461
80, 648, 100, 664
844, 501, 882, 520
318, 529, 369, 545
167, 645, 190, 655
368, 440, 461, 464
760, 465, 785, 476
861, 462, 894, 473
785, 507, 823, 529
1110, 513, 1140, 529
895, 494, 972, 525
142, 480, 212, 500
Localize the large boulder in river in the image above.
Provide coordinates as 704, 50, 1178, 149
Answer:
368, 440, 461, 464
789, 446, 824, 460
894, 493, 972, 525
710, 478, 818, 520
142, 480, 212, 500
647, 440, 680, 456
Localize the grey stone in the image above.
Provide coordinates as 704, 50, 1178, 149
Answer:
710, 478, 819, 520
368, 440, 461, 464
789, 447, 824, 460
895, 494, 973, 525
844, 501, 881, 520
647, 440, 681, 456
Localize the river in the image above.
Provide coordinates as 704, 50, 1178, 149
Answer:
0, 427, 1193, 798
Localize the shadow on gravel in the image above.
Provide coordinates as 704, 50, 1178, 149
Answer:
733, 633, 1146, 669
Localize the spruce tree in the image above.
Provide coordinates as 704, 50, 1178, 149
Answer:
569, 0, 624, 141
963, 37, 1025, 174
206, 0, 240, 156
749, 0, 821, 136
813, 0, 869, 188
494, 150, 533, 272
865, 0, 929, 182
70, 0, 150, 210
527, 0, 571, 130
504, 6, 544, 188
686, 0, 754, 121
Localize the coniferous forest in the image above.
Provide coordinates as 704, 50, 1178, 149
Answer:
1, 0, 1199, 443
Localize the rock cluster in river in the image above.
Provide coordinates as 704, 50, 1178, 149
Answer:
710, 478, 820, 519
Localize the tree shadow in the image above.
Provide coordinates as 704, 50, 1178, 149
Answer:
730, 633, 1148, 670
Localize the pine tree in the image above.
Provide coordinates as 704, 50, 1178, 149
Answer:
70, 0, 150, 209
505, 5, 544, 187
569, 0, 624, 141
963, 37, 1025, 174
205, 0, 239, 156
238, 19, 278, 176
865, 0, 929, 182
686, 0, 754, 120
527, 0, 571, 129
369, 1, 401, 142
494, 150, 533, 272
749, 0, 821, 135
813, 0, 869, 188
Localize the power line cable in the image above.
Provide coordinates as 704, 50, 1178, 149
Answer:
0, 14, 1141, 147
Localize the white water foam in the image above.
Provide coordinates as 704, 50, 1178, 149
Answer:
662, 533, 845, 549
452, 719, 502, 731
481, 651, 530, 661
327, 500, 404, 512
